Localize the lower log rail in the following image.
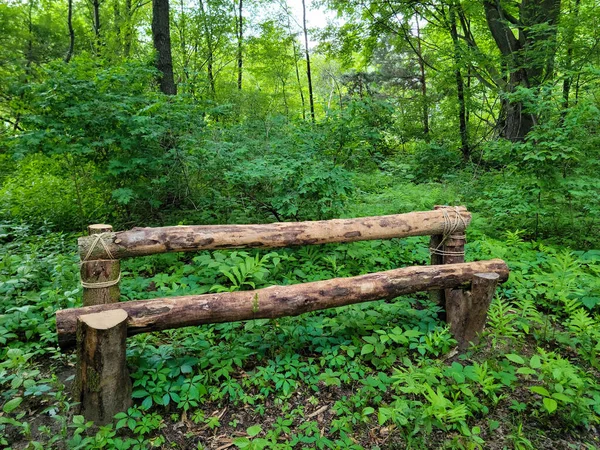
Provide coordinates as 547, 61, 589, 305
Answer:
57, 259, 509, 349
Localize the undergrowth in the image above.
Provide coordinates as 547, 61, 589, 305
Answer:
1, 178, 600, 449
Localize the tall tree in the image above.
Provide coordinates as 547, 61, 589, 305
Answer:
483, 0, 561, 140
65, 0, 75, 62
448, 2, 469, 160
301, 0, 315, 122
152, 0, 177, 94
236, 0, 243, 90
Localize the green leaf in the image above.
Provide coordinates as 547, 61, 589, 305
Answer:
233, 437, 250, 448
132, 390, 149, 398
141, 396, 152, 410
247, 425, 262, 437
516, 367, 537, 375
529, 355, 542, 369
551, 393, 573, 403
543, 398, 557, 413
361, 344, 374, 355
505, 354, 525, 365
530, 386, 550, 397
3, 397, 23, 413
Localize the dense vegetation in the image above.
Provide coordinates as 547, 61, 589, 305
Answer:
1, 0, 600, 448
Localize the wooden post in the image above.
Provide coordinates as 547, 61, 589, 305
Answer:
81, 224, 120, 306
447, 272, 500, 350
73, 309, 132, 424
430, 206, 467, 322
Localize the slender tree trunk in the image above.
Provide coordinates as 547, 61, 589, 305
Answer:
179, 0, 189, 80
302, 0, 315, 122
123, 0, 133, 57
562, 0, 581, 117
236, 0, 243, 90
65, 0, 75, 62
415, 18, 429, 138
93, 0, 101, 51
449, 3, 469, 161
152, 0, 177, 95
199, 0, 215, 98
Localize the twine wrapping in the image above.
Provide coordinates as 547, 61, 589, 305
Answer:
80, 232, 120, 289
429, 207, 467, 257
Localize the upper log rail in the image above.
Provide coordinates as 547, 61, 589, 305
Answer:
56, 258, 507, 349
78, 208, 471, 260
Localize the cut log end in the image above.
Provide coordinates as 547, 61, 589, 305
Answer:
474, 272, 500, 281
88, 224, 113, 234
80, 309, 128, 330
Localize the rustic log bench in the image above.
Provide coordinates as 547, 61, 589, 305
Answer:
55, 206, 509, 424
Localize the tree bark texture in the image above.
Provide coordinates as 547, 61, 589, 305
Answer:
78, 209, 471, 260
81, 260, 121, 306
152, 0, 177, 95
448, 4, 469, 160
82, 225, 121, 306
72, 309, 132, 424
93, 0, 101, 51
415, 18, 429, 138
57, 259, 509, 348
483, 0, 561, 140
446, 272, 500, 349
65, 0, 75, 62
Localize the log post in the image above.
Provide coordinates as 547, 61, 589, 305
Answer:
429, 206, 467, 314
81, 224, 121, 306
73, 309, 132, 424
446, 272, 499, 350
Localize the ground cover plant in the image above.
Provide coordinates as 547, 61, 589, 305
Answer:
2, 0, 600, 447
1, 178, 600, 449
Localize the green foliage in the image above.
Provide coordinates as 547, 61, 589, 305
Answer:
412, 142, 462, 182
0, 154, 109, 229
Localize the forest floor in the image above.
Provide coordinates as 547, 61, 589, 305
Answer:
1, 176, 600, 449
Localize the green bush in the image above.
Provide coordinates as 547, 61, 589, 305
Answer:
0, 154, 108, 230
412, 142, 461, 182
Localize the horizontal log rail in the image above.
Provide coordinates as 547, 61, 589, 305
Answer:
78, 208, 471, 260
57, 258, 507, 349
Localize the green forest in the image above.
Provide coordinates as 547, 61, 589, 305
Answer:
1, 0, 600, 447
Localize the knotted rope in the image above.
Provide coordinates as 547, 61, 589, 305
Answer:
80, 232, 120, 289
429, 207, 467, 257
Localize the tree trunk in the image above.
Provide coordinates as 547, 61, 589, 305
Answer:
152, 0, 177, 95
449, 3, 469, 161
199, 0, 215, 98
65, 0, 75, 62
483, 0, 561, 141
123, 0, 133, 57
56, 259, 509, 348
237, 0, 243, 90
93, 0, 101, 51
562, 0, 581, 118
415, 18, 429, 138
78, 209, 472, 260
302, 0, 315, 122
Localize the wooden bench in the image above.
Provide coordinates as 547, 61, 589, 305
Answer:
55, 206, 509, 424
